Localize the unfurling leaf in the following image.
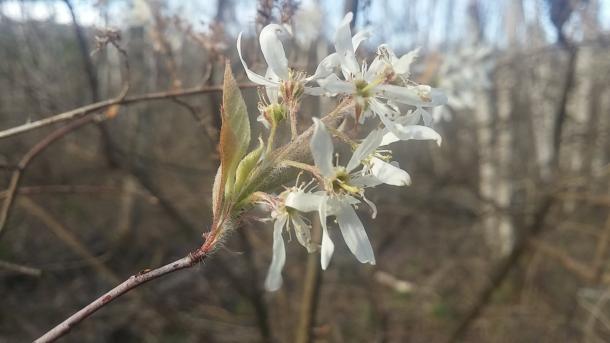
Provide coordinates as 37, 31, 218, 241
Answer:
234, 137, 264, 195
219, 62, 251, 204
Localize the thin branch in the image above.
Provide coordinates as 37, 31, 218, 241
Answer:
0, 115, 96, 238
18, 197, 122, 284
34, 247, 207, 343
0, 184, 156, 202
448, 197, 555, 342
0, 259, 42, 277
0, 83, 257, 140
295, 219, 323, 343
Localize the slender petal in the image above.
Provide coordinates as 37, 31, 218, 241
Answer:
352, 29, 372, 51
334, 200, 375, 265
259, 24, 290, 80
308, 53, 341, 81
351, 174, 383, 188
291, 214, 315, 253
237, 33, 278, 87
264, 68, 280, 103
264, 215, 288, 291
317, 74, 355, 94
380, 124, 442, 146
376, 84, 447, 107
371, 158, 411, 186
334, 12, 360, 76
319, 198, 334, 270
346, 129, 383, 172
394, 48, 420, 75
361, 193, 378, 219
311, 118, 335, 177
285, 191, 325, 212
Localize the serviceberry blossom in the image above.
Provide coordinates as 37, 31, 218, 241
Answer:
258, 189, 315, 291
237, 24, 325, 98
225, 14, 449, 292
285, 119, 384, 270
316, 12, 446, 127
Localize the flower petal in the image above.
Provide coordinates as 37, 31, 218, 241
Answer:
351, 174, 383, 188
361, 193, 378, 219
308, 53, 340, 81
259, 24, 290, 80
335, 201, 375, 265
264, 215, 288, 291
285, 191, 325, 212
319, 199, 334, 270
371, 158, 411, 186
334, 12, 360, 76
311, 118, 335, 177
381, 124, 442, 147
346, 129, 383, 172
376, 84, 447, 107
352, 29, 372, 51
394, 48, 419, 75
237, 32, 279, 87
291, 214, 315, 253
317, 74, 355, 95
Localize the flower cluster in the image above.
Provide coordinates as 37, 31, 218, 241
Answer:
236, 13, 447, 291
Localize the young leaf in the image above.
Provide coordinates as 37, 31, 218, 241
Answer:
219, 62, 251, 201
234, 137, 264, 195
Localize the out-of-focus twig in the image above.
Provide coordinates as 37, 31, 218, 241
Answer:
0, 83, 257, 140
0, 184, 157, 203
295, 220, 323, 343
0, 259, 42, 277
18, 197, 121, 284
0, 115, 96, 239
146, 0, 182, 89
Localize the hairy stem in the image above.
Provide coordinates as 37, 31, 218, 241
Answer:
34, 247, 208, 343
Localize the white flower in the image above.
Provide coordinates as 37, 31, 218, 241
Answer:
261, 190, 315, 291
374, 44, 419, 78
237, 24, 326, 96
316, 12, 447, 126
355, 129, 411, 187
285, 118, 380, 269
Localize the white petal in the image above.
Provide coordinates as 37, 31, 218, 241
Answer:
381, 124, 442, 146
361, 193, 378, 219
371, 158, 411, 186
335, 201, 375, 265
285, 191, 325, 213
259, 24, 290, 80
304, 86, 326, 96
317, 74, 355, 95
394, 48, 419, 75
264, 215, 288, 291
418, 107, 434, 127
264, 68, 280, 103
334, 12, 360, 76
351, 175, 383, 188
376, 84, 447, 107
308, 53, 340, 81
319, 199, 334, 270
364, 56, 386, 82
369, 98, 400, 122
311, 118, 335, 177
237, 33, 279, 87
352, 29, 372, 51
291, 214, 315, 253
346, 129, 383, 172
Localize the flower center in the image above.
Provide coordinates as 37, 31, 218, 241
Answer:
330, 169, 360, 195
354, 79, 371, 98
